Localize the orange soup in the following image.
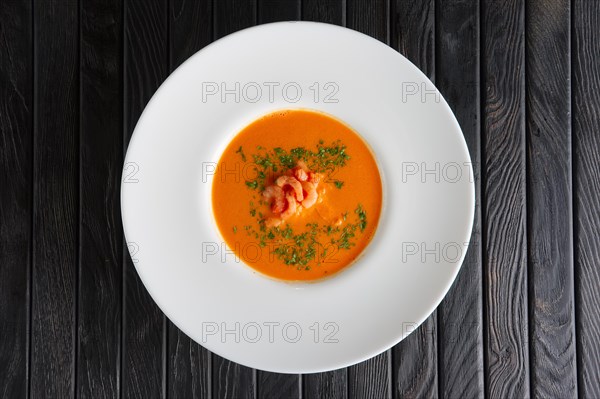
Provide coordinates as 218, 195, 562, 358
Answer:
212, 109, 382, 281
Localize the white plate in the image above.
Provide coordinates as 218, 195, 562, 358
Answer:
121, 22, 474, 373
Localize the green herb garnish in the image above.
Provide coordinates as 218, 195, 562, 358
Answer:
355, 204, 367, 232
236, 146, 246, 162
245, 180, 258, 190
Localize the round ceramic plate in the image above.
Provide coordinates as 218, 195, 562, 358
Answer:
121, 21, 475, 373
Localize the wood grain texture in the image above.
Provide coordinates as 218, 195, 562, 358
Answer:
299, 3, 349, 398
573, 0, 600, 397
31, 0, 79, 397
258, 0, 300, 22
123, 0, 168, 397
168, 334, 211, 399
302, 0, 344, 25
526, 0, 577, 397
347, 0, 388, 43
304, 370, 347, 399
481, 0, 529, 397
78, 0, 123, 398
435, 0, 484, 398
391, 321, 437, 399
346, 1, 391, 397
348, 353, 390, 399
391, 0, 435, 79
214, 0, 256, 40
169, 0, 212, 70
391, 1, 438, 398
211, 1, 257, 397
213, 354, 255, 399
167, 0, 212, 397
257, 371, 299, 399
0, 0, 32, 397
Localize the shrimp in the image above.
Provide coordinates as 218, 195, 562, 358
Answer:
265, 217, 282, 228
281, 193, 297, 219
262, 185, 285, 214
308, 172, 321, 186
300, 181, 318, 209
293, 160, 310, 181
276, 175, 304, 201
296, 160, 309, 171
293, 167, 308, 182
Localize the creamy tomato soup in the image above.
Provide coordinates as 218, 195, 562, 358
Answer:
212, 109, 382, 281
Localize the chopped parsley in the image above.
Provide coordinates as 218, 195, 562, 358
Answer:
245, 180, 258, 190
235, 146, 246, 162
355, 204, 367, 232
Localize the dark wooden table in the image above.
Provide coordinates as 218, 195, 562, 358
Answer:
1, 0, 598, 398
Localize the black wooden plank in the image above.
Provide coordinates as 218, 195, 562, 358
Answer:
299, 2, 348, 397
526, 0, 576, 397
348, 354, 390, 399
78, 0, 123, 398
123, 0, 168, 397
212, 355, 255, 399
169, 0, 212, 70
390, 0, 438, 398
391, 321, 437, 399
391, 0, 434, 79
0, 0, 32, 397
435, 0, 484, 398
303, 371, 347, 399
258, 0, 301, 22
211, 1, 257, 397
30, 0, 79, 397
167, 0, 212, 398
481, 0, 529, 397
214, 0, 256, 40
302, 0, 344, 25
257, 371, 299, 399
573, 1, 600, 397
345, 1, 391, 397
347, 0, 388, 43
168, 334, 211, 399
